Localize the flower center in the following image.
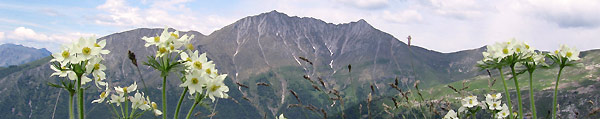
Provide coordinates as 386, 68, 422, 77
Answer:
469, 100, 473, 104
94, 63, 100, 70
94, 43, 101, 47
191, 78, 199, 84
502, 48, 509, 54
210, 84, 221, 92
171, 33, 179, 39
566, 52, 572, 57
123, 87, 128, 93
555, 50, 559, 54
100, 92, 106, 98
193, 61, 202, 69
159, 47, 167, 54
493, 103, 497, 107
154, 37, 160, 43
152, 103, 158, 109
205, 68, 212, 74
516, 48, 521, 52
170, 45, 175, 50
525, 44, 530, 49
62, 51, 70, 58
186, 43, 194, 50
82, 47, 91, 55
491, 94, 496, 98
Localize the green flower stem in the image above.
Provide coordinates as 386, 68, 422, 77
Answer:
129, 105, 137, 118
528, 72, 537, 119
124, 91, 129, 119
185, 101, 200, 119
552, 66, 564, 119
173, 88, 188, 119
510, 65, 523, 119
498, 68, 513, 118
162, 76, 167, 119
69, 94, 75, 119
76, 74, 84, 119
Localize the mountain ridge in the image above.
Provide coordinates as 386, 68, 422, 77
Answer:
0, 11, 597, 118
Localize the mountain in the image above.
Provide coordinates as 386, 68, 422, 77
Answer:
0, 10, 597, 119
0, 43, 51, 67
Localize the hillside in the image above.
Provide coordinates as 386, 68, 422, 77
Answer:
0, 11, 597, 118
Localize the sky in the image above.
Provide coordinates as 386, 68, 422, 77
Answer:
0, 0, 599, 53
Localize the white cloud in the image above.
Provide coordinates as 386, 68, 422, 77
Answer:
334, 0, 389, 9
381, 10, 422, 23
519, 0, 600, 28
5, 27, 96, 44
0, 32, 4, 40
95, 0, 235, 35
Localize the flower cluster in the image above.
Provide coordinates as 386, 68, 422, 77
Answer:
178, 46, 229, 102
93, 82, 163, 116
551, 44, 581, 62
444, 93, 512, 119
50, 37, 110, 87
142, 27, 195, 57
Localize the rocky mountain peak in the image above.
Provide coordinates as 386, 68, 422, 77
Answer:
0, 43, 51, 67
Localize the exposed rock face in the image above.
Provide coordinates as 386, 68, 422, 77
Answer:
6, 11, 599, 119
0, 43, 51, 67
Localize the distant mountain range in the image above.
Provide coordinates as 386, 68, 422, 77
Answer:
0, 11, 598, 118
0, 43, 51, 67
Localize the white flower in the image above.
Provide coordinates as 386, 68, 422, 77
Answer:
206, 74, 229, 102
183, 51, 209, 72
110, 94, 126, 106
532, 52, 547, 66
142, 28, 171, 47
485, 93, 502, 102
115, 82, 137, 95
203, 62, 218, 78
50, 65, 69, 77
86, 58, 107, 88
179, 70, 207, 95
443, 109, 458, 119
130, 91, 151, 110
92, 86, 110, 103
497, 104, 510, 119
151, 102, 162, 116
94, 39, 110, 55
461, 96, 479, 108
557, 44, 580, 61
51, 44, 78, 64
487, 100, 502, 110
73, 37, 102, 60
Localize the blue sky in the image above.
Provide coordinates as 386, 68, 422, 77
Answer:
1, 0, 599, 53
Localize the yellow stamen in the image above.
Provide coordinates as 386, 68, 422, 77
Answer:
205, 68, 212, 74
171, 33, 179, 39
159, 47, 167, 54
94, 43, 101, 47
100, 92, 106, 98
191, 78, 199, 84
186, 43, 194, 50
82, 47, 91, 55
566, 52, 573, 57
210, 85, 221, 92
94, 63, 100, 70
123, 87, 128, 93
62, 51, 70, 58
154, 37, 160, 43
152, 103, 158, 109
503, 48, 509, 54
193, 61, 202, 69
